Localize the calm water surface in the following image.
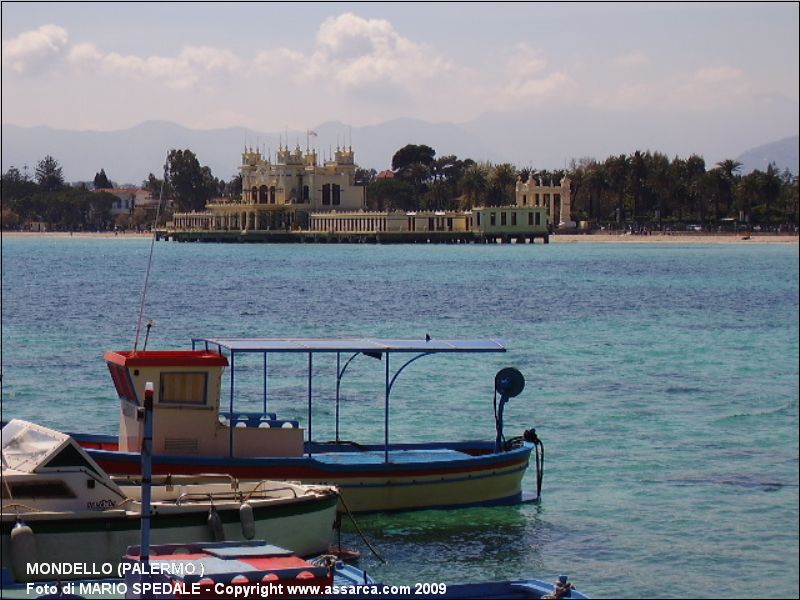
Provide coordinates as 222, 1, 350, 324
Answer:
2, 237, 798, 598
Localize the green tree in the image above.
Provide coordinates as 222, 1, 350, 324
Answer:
391, 144, 436, 175
93, 168, 112, 189
166, 149, 218, 212
604, 154, 629, 223
2, 166, 38, 200
35, 155, 65, 192
366, 178, 414, 211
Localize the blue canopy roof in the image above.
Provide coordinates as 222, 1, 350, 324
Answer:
193, 337, 506, 354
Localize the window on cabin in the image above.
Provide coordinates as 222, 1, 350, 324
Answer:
511, 212, 517, 226
528, 212, 534, 226
490, 213, 496, 226
159, 372, 208, 405
6, 481, 76, 499
501, 212, 507, 226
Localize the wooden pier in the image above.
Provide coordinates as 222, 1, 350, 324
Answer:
154, 230, 550, 244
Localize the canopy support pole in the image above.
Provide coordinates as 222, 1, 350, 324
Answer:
335, 351, 361, 444
307, 352, 313, 458
384, 352, 432, 463
384, 353, 390, 463
229, 351, 235, 457
263, 352, 274, 417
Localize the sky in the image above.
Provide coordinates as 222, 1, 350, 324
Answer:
2, 2, 798, 158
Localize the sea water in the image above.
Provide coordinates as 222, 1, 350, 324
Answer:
2, 237, 798, 598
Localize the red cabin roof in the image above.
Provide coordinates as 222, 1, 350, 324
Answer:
104, 350, 229, 368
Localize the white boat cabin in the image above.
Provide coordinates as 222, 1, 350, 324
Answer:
104, 350, 305, 457
2, 419, 127, 513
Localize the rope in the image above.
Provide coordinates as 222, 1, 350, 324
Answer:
336, 492, 386, 563
535, 438, 545, 499
133, 157, 169, 352
5, 503, 48, 513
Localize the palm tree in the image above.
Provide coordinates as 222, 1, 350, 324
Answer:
604, 154, 629, 223
715, 159, 742, 217
488, 163, 517, 206
460, 163, 489, 209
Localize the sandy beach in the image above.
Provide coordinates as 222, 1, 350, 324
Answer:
550, 232, 799, 244
2, 231, 152, 239
2, 231, 797, 244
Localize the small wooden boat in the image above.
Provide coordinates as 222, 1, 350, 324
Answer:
121, 540, 374, 598
72, 338, 544, 513
1, 420, 339, 583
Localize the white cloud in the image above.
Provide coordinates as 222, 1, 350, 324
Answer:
252, 13, 452, 95
504, 43, 549, 79
68, 43, 240, 89
590, 64, 751, 112
493, 44, 574, 109
692, 65, 744, 83
252, 48, 307, 79
614, 52, 649, 68
2, 25, 69, 74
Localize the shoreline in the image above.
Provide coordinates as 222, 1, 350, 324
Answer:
2, 230, 797, 244
550, 232, 798, 244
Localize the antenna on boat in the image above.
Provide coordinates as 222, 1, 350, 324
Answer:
133, 155, 169, 353
142, 320, 155, 351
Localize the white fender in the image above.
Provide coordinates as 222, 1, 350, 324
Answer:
208, 507, 225, 542
240, 502, 255, 540
11, 521, 37, 583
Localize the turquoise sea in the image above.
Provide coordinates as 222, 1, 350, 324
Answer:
2, 237, 798, 598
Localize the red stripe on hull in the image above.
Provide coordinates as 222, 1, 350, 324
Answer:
91, 453, 529, 481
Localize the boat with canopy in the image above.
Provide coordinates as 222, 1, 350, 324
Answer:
71, 337, 544, 513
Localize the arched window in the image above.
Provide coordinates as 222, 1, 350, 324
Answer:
259, 185, 268, 204
303, 185, 310, 201
269, 186, 276, 204
322, 184, 331, 205
332, 184, 341, 205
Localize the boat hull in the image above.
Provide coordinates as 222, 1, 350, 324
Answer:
78, 438, 534, 513
1, 493, 338, 582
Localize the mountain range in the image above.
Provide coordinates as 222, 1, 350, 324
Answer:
2, 118, 797, 185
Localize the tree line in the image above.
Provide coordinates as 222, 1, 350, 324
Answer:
366, 145, 799, 228
3, 145, 797, 231
2, 150, 242, 231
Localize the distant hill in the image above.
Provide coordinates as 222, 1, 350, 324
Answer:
2, 116, 798, 184
735, 135, 798, 175
0, 119, 498, 184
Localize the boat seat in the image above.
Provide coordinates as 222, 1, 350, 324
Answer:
219, 415, 299, 429
219, 412, 278, 428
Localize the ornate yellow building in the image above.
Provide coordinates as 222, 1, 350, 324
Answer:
171, 144, 364, 231
169, 145, 572, 235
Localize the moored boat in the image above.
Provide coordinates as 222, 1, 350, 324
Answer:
1, 420, 339, 583
73, 338, 544, 513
